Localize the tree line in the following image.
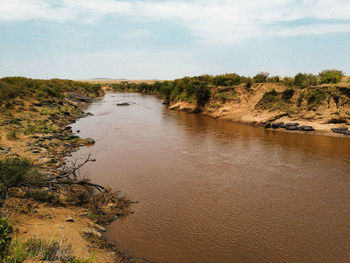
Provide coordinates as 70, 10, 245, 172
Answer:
110, 69, 346, 106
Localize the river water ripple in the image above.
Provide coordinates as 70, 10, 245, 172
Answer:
68, 93, 350, 263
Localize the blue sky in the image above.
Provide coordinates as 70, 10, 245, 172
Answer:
0, 0, 350, 80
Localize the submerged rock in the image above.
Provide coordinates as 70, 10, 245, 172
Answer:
66, 92, 93, 103
193, 108, 203, 114
84, 138, 95, 145
116, 102, 130, 106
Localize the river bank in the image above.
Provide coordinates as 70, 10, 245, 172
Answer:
164, 83, 350, 138
0, 78, 148, 263
104, 75, 350, 138
168, 100, 349, 138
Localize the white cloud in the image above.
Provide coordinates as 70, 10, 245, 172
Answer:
119, 29, 151, 40
1, 0, 350, 44
0, 48, 204, 79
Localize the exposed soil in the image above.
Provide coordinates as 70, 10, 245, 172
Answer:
0, 93, 150, 263
169, 83, 350, 137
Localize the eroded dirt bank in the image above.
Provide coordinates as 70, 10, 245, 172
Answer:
168, 83, 350, 137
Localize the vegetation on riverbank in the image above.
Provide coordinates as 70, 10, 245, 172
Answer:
109, 70, 348, 107
0, 77, 142, 262
107, 70, 350, 134
0, 77, 101, 107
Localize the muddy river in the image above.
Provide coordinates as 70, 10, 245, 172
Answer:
68, 93, 350, 263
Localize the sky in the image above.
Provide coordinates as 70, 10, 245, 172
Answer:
0, 0, 350, 80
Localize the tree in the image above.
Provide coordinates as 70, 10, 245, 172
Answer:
253, 72, 269, 83
319, 69, 344, 84
194, 82, 211, 106
294, 73, 318, 88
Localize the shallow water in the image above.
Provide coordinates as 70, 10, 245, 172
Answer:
68, 93, 350, 263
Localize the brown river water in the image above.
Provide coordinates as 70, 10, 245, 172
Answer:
68, 93, 350, 263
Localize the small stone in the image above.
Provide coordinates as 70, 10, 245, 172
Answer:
83, 227, 102, 238
93, 223, 106, 232
65, 217, 75, 222
84, 138, 95, 145
117, 193, 125, 200
79, 212, 89, 217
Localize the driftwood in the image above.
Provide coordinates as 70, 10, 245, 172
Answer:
56, 180, 107, 192
5, 155, 131, 225
25, 155, 110, 193
52, 154, 108, 193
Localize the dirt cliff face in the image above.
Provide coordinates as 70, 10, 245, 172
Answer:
169, 83, 350, 135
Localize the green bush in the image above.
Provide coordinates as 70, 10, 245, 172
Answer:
3, 238, 94, 262
34, 84, 62, 100
307, 88, 326, 107
283, 77, 294, 86
256, 88, 289, 110
0, 157, 46, 200
0, 217, 13, 257
194, 85, 211, 106
210, 73, 242, 86
261, 88, 278, 102
216, 93, 228, 103
245, 78, 253, 89
0, 81, 21, 108
0, 157, 31, 189
267, 75, 280, 83
0, 77, 102, 106
24, 121, 57, 135
26, 189, 57, 203
294, 73, 319, 88
253, 72, 270, 83
6, 131, 18, 141
282, 88, 294, 101
297, 92, 304, 106
319, 69, 344, 84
